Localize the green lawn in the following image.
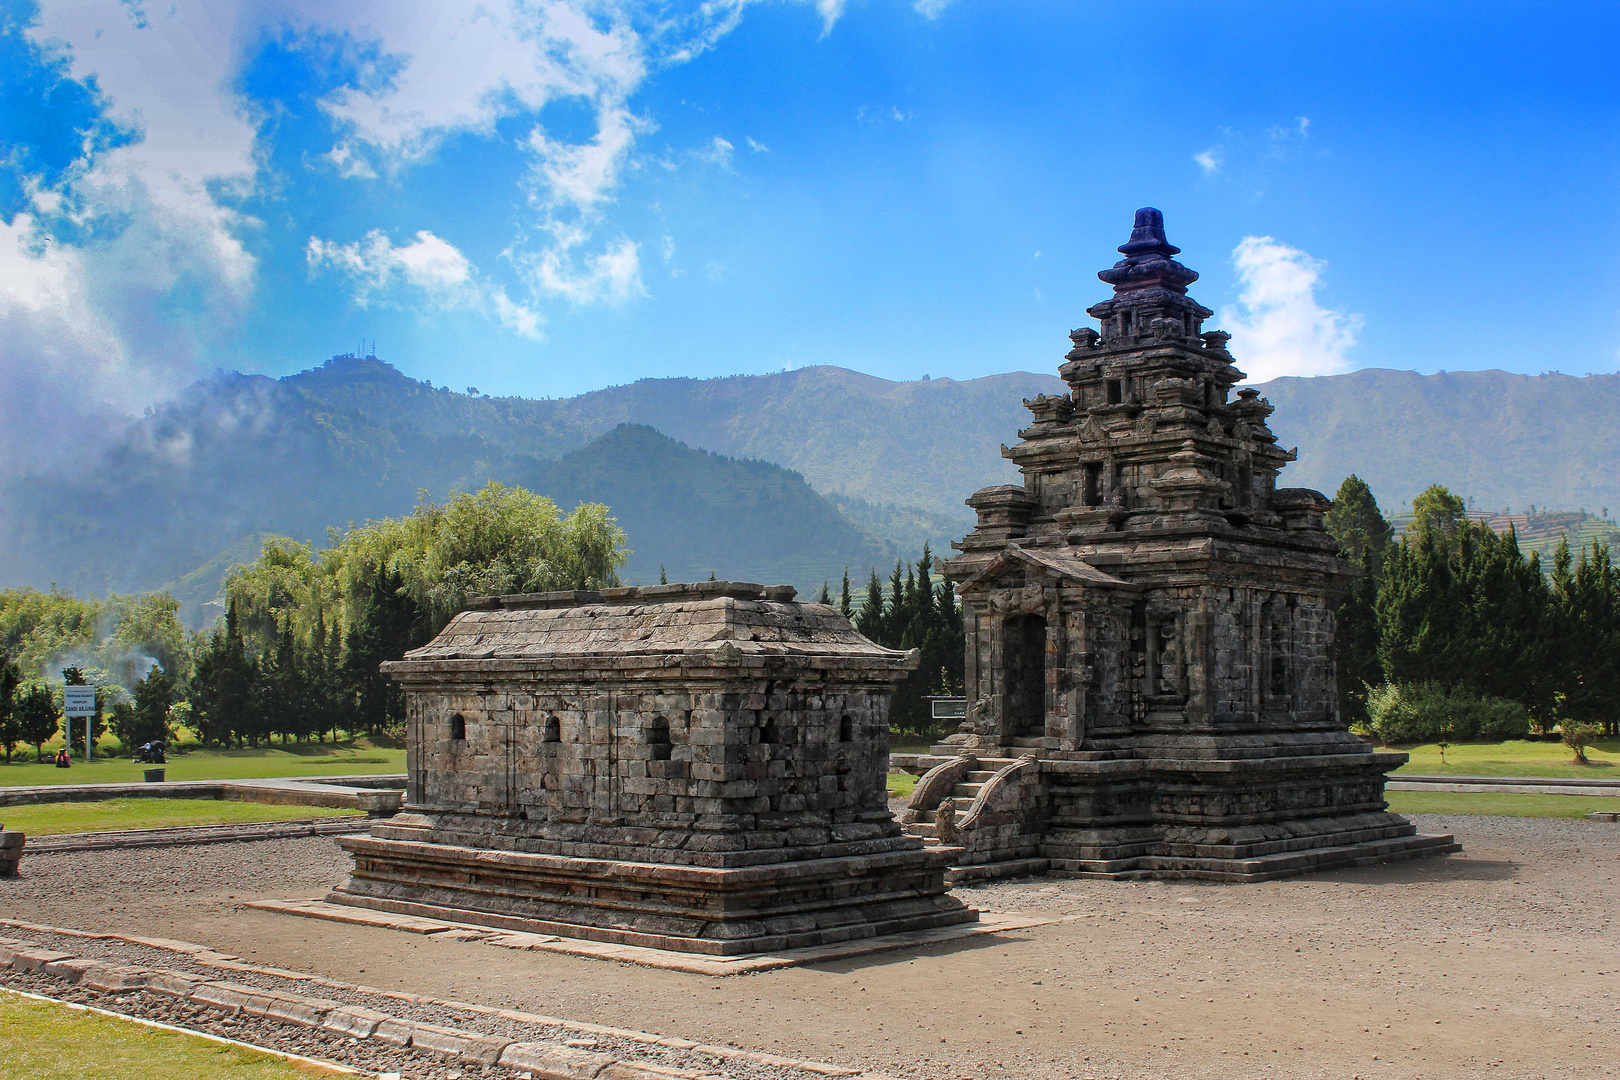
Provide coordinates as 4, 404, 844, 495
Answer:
0, 744, 405, 787
0, 799, 363, 836
1385, 738, 1620, 777
1387, 790, 1620, 820
887, 771, 918, 798
0, 991, 348, 1078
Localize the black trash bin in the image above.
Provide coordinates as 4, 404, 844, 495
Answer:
143, 768, 165, 783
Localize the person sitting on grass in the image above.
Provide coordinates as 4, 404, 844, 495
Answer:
54, 748, 70, 769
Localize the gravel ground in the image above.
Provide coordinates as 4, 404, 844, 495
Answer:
3, 814, 1618, 1080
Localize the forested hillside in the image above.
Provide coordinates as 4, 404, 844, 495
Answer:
1264, 368, 1620, 515
516, 425, 894, 590
6, 354, 1620, 625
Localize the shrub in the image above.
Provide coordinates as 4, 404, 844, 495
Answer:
1368, 681, 1532, 744
1562, 720, 1602, 764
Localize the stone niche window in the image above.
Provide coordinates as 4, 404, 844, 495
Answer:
839, 715, 854, 743
1144, 606, 1185, 702
1083, 462, 1104, 506
647, 716, 672, 760
759, 714, 782, 745
541, 715, 561, 743
1265, 601, 1292, 702
1106, 378, 1124, 405
450, 713, 467, 742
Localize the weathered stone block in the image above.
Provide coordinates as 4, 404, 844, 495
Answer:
321, 1005, 391, 1038
498, 1041, 618, 1078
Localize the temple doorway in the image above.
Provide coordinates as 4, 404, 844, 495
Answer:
1003, 614, 1048, 737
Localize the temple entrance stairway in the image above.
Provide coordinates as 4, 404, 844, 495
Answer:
895, 751, 1051, 884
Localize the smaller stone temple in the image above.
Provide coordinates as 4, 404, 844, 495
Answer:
901, 208, 1458, 882
326, 581, 976, 955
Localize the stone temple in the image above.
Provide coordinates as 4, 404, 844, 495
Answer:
904, 208, 1457, 882
327, 581, 976, 954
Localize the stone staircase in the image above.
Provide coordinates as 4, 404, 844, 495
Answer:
900, 760, 1010, 843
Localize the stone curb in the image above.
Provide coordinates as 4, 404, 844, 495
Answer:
23, 816, 374, 854
0, 928, 890, 1080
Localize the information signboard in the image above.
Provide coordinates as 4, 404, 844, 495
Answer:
63, 686, 96, 717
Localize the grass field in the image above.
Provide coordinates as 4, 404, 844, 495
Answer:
0, 799, 363, 836
0, 991, 346, 1078
887, 772, 918, 798
1386, 790, 1619, 819
0, 744, 405, 788
1385, 737, 1620, 777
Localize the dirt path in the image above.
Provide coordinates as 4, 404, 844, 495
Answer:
4, 814, 1617, 1080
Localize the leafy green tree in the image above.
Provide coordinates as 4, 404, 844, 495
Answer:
1411, 484, 1469, 543
15, 683, 59, 759
839, 568, 852, 619
0, 660, 21, 762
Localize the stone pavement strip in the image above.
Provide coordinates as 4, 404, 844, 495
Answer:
25, 816, 374, 854
249, 897, 1051, 976
0, 918, 914, 1080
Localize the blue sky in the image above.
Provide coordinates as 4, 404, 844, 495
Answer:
2, 0, 1618, 471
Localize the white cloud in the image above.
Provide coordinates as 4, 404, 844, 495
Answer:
313, 3, 645, 165
815, 0, 845, 37
913, 0, 952, 17
307, 230, 543, 338
533, 235, 643, 304
1194, 146, 1223, 174
1220, 236, 1362, 383
745, 136, 769, 153
0, 1, 260, 477
694, 136, 735, 168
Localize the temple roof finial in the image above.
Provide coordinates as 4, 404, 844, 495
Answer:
1096, 206, 1199, 294
1118, 207, 1180, 259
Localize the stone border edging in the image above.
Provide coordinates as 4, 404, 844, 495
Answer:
0, 775, 406, 813
23, 816, 375, 854
0, 919, 909, 1080
1, 985, 366, 1076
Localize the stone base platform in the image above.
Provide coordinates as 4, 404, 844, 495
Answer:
1046, 830, 1460, 882
254, 898, 1040, 975
327, 834, 977, 956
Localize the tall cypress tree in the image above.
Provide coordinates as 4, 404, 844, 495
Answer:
1326, 476, 1393, 725
344, 567, 423, 734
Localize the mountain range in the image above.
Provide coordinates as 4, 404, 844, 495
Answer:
3, 355, 1618, 625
